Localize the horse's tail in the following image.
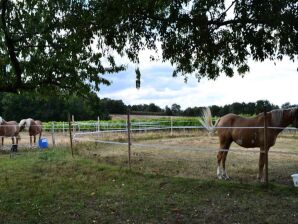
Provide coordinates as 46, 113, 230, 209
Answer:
198, 107, 220, 133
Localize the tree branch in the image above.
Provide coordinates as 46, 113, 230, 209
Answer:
1, 0, 23, 88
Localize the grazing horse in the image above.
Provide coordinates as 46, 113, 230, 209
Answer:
19, 118, 42, 147
0, 116, 20, 147
199, 107, 298, 181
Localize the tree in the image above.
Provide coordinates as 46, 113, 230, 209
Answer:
165, 106, 172, 116
171, 103, 181, 115
1, 0, 297, 95
210, 105, 221, 117
0, 0, 125, 94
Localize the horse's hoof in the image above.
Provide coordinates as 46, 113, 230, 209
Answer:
223, 175, 230, 180
217, 175, 223, 180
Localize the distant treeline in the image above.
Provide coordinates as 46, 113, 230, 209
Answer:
0, 92, 296, 121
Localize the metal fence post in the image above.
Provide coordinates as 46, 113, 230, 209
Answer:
171, 116, 173, 136
68, 114, 74, 157
127, 109, 131, 169
51, 122, 56, 147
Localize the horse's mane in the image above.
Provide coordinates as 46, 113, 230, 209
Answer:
19, 118, 34, 128
19, 119, 26, 127
26, 118, 34, 128
290, 107, 298, 117
270, 109, 283, 127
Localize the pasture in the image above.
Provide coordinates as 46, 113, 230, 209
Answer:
74, 129, 298, 185
0, 147, 298, 223
1, 115, 298, 223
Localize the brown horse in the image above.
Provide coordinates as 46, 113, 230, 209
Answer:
19, 118, 43, 147
199, 107, 298, 181
0, 116, 20, 147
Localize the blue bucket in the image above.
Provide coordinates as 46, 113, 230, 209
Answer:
38, 138, 48, 149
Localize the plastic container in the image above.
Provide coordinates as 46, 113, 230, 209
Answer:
291, 174, 298, 187
38, 138, 48, 149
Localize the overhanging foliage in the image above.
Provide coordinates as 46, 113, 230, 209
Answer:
0, 0, 297, 94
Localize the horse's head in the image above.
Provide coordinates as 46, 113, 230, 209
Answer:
292, 108, 298, 128
0, 116, 3, 125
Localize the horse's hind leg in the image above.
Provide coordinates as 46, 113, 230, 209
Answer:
258, 147, 268, 182
222, 149, 231, 180
217, 151, 224, 179
217, 138, 232, 180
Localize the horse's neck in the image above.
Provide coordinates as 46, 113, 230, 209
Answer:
269, 110, 292, 133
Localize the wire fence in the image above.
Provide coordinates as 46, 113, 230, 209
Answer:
1, 117, 298, 185
0, 118, 297, 148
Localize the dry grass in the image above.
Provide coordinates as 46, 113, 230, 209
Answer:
74, 129, 298, 186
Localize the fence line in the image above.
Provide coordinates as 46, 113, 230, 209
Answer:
73, 136, 298, 156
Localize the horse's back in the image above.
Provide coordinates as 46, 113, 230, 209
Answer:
1, 121, 19, 136
218, 113, 263, 127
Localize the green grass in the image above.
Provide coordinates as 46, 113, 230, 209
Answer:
42, 116, 209, 132
0, 148, 297, 223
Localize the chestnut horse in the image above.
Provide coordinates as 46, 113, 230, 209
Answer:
19, 118, 42, 147
0, 116, 20, 147
199, 107, 298, 181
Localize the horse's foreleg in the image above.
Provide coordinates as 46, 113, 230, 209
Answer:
1, 137, 3, 149
34, 135, 36, 145
30, 136, 32, 147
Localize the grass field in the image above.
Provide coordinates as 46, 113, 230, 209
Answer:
0, 147, 298, 223
75, 129, 298, 185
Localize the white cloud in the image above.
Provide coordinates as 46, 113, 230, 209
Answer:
99, 50, 298, 109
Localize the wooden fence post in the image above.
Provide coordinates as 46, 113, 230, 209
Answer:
68, 114, 74, 157
127, 109, 131, 169
264, 107, 269, 186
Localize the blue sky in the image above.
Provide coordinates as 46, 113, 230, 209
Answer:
98, 52, 298, 110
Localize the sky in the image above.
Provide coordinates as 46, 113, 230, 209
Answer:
98, 0, 297, 110
98, 53, 298, 110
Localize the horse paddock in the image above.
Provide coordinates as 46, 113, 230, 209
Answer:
74, 129, 298, 186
